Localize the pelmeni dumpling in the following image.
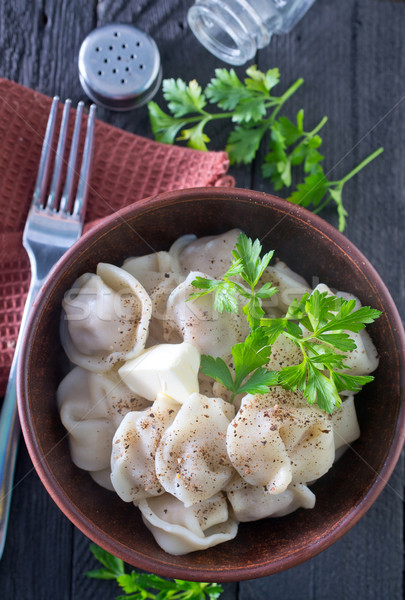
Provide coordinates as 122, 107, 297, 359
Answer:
89, 468, 115, 491
111, 394, 180, 502
332, 395, 360, 460
61, 263, 152, 372
57, 366, 150, 481
119, 342, 200, 404
226, 389, 334, 493
259, 261, 311, 315
123, 234, 196, 282
226, 475, 315, 521
163, 271, 250, 359
122, 240, 196, 343
266, 333, 303, 371
122, 258, 181, 343
137, 492, 238, 555
314, 284, 379, 376
178, 229, 241, 279
155, 393, 235, 506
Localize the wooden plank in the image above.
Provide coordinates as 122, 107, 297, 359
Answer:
0, 443, 73, 599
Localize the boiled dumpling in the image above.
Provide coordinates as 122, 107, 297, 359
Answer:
226, 389, 335, 493
122, 240, 195, 343
266, 333, 303, 371
57, 366, 149, 484
137, 492, 238, 555
155, 393, 235, 506
226, 475, 315, 521
163, 271, 250, 359
110, 394, 180, 502
123, 234, 196, 282
178, 229, 241, 279
61, 263, 152, 372
332, 395, 360, 460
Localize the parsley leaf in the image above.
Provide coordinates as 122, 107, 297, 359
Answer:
86, 544, 223, 600
188, 275, 240, 313
226, 123, 268, 164
200, 328, 278, 401
147, 102, 189, 145
177, 119, 211, 151
163, 78, 207, 116
205, 68, 251, 110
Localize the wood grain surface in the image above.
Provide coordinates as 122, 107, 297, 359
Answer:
0, 0, 403, 598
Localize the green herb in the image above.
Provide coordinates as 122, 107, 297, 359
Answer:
188, 232, 278, 329
261, 291, 381, 413
200, 328, 278, 402
286, 147, 384, 232
191, 234, 381, 414
148, 66, 383, 231
86, 544, 223, 600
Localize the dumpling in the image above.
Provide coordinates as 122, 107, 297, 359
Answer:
313, 284, 379, 376
61, 263, 152, 372
119, 342, 200, 404
178, 229, 241, 279
122, 237, 195, 343
332, 395, 360, 460
163, 271, 250, 359
110, 394, 180, 502
137, 492, 238, 555
266, 333, 303, 371
226, 475, 315, 521
88, 468, 115, 491
259, 261, 311, 315
155, 393, 235, 506
57, 366, 150, 483
226, 389, 335, 493
123, 234, 196, 282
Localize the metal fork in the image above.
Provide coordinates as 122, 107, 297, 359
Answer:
0, 97, 96, 559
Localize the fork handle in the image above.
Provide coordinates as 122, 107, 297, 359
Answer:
0, 276, 43, 559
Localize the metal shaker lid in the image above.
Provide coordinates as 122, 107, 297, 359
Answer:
78, 23, 162, 111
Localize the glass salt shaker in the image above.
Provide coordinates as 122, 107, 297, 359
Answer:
187, 0, 317, 65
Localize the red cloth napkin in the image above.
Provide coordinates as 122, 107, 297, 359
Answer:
0, 79, 234, 396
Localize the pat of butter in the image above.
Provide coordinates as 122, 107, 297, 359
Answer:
118, 342, 200, 404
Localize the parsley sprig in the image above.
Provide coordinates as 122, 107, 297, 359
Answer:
188, 233, 278, 329
261, 291, 381, 413
147, 66, 383, 231
190, 233, 381, 413
86, 544, 223, 600
200, 328, 278, 403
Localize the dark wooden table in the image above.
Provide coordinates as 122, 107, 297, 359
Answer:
0, 1, 404, 598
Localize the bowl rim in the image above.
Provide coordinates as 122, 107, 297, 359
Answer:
17, 186, 405, 581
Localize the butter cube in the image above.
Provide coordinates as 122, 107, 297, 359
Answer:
119, 342, 200, 404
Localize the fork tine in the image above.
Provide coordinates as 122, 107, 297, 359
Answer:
32, 96, 60, 208
72, 103, 96, 219
46, 99, 72, 211
59, 101, 84, 213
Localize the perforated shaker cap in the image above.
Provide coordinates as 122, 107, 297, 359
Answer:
78, 23, 162, 111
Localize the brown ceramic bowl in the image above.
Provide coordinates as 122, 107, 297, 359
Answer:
18, 187, 405, 582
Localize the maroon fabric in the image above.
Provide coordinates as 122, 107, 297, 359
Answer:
0, 78, 234, 394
